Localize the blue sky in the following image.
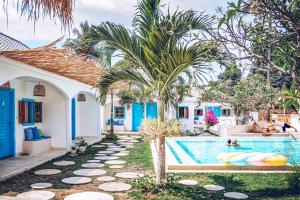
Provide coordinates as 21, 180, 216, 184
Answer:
0, 0, 228, 48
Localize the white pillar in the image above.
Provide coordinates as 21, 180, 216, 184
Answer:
99, 104, 104, 136
65, 98, 72, 150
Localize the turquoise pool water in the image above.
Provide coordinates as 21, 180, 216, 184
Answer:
167, 138, 300, 166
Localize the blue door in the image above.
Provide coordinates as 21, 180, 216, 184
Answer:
0, 90, 14, 159
132, 102, 144, 131
71, 98, 76, 139
207, 106, 221, 117
146, 102, 157, 119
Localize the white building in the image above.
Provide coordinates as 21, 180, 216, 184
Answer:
0, 43, 103, 158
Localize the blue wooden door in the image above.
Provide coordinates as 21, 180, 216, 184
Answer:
71, 98, 76, 139
0, 90, 14, 159
213, 106, 221, 117
132, 102, 144, 131
146, 102, 157, 119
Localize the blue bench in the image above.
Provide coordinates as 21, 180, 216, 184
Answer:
24, 127, 51, 141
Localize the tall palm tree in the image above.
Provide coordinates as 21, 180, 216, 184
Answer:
90, 0, 215, 183
2, 0, 74, 29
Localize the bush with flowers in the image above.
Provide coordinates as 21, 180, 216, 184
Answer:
204, 110, 219, 129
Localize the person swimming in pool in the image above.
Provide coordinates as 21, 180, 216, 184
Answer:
231, 139, 240, 147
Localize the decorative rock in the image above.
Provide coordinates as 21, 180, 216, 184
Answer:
178, 179, 198, 186
64, 192, 114, 200
109, 165, 124, 169
86, 160, 101, 163
115, 172, 143, 179
97, 151, 114, 154
62, 177, 92, 185
224, 192, 249, 199
105, 160, 126, 165
97, 176, 116, 182
91, 145, 105, 148
53, 161, 75, 166
31, 182, 53, 189
99, 182, 132, 192
73, 169, 107, 176
17, 191, 55, 200
34, 169, 61, 175
81, 163, 104, 168
203, 184, 225, 191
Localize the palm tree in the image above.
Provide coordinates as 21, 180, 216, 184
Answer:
2, 0, 74, 29
90, 0, 215, 183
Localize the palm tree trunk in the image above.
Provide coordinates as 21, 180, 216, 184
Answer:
156, 100, 166, 184
110, 93, 114, 135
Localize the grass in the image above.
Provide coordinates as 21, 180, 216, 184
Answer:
127, 141, 300, 200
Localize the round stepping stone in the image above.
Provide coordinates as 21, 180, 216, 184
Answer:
98, 151, 114, 154
203, 184, 225, 191
114, 152, 129, 157
128, 140, 139, 143
53, 161, 75, 166
99, 182, 132, 192
101, 142, 114, 145
62, 177, 92, 185
81, 163, 104, 168
109, 165, 124, 169
34, 169, 61, 175
95, 156, 119, 161
31, 182, 52, 189
17, 190, 55, 200
64, 192, 114, 200
95, 154, 106, 157
105, 160, 126, 165
178, 179, 198, 186
73, 169, 107, 176
224, 192, 248, 199
106, 148, 125, 152
0, 196, 17, 200
91, 145, 105, 148
97, 176, 116, 182
115, 172, 144, 179
86, 160, 101, 163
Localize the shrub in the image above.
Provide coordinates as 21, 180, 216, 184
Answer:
140, 119, 182, 138
204, 110, 219, 128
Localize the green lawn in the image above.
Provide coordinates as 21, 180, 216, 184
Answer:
127, 141, 300, 200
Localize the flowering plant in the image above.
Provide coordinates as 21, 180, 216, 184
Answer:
204, 110, 219, 128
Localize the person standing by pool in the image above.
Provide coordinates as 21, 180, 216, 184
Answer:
272, 120, 297, 133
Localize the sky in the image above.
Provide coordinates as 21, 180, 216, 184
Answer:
0, 0, 228, 48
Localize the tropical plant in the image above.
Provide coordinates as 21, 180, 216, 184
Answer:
2, 0, 74, 29
90, 0, 216, 183
280, 85, 300, 113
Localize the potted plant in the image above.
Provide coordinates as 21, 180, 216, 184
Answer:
76, 137, 88, 153
70, 145, 78, 156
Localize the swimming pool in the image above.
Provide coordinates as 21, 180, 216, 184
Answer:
166, 137, 300, 170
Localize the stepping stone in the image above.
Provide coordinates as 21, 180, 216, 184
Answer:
62, 177, 92, 185
114, 152, 129, 157
86, 160, 101, 163
105, 160, 126, 165
98, 151, 114, 154
17, 191, 55, 200
203, 184, 225, 191
0, 196, 17, 200
73, 169, 107, 176
31, 182, 52, 189
116, 140, 128, 143
97, 176, 116, 182
115, 172, 144, 179
81, 163, 104, 168
64, 192, 114, 200
53, 160, 75, 166
109, 165, 124, 169
178, 179, 198, 186
128, 140, 139, 143
224, 192, 248, 199
106, 148, 125, 152
91, 145, 105, 148
34, 169, 61, 175
95, 154, 106, 156
101, 142, 114, 145
95, 156, 119, 161
99, 182, 132, 192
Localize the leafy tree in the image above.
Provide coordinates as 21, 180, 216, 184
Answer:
280, 85, 300, 113
217, 62, 243, 85
89, 0, 216, 183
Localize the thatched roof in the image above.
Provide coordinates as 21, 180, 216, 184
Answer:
0, 46, 102, 86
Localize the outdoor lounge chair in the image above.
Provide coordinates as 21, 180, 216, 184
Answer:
250, 121, 279, 136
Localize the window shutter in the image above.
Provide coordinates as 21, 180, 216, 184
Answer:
18, 101, 25, 124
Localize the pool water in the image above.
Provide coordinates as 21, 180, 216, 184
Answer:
167, 138, 300, 166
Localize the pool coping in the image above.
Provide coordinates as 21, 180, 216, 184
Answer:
150, 137, 298, 173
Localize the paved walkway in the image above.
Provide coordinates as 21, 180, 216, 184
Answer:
0, 149, 67, 181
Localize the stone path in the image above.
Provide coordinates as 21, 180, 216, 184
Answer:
178, 179, 198, 186
109, 165, 124, 169
115, 172, 144, 179
86, 160, 101, 163
64, 192, 114, 200
34, 169, 61, 175
81, 163, 104, 168
31, 182, 52, 189
104, 160, 126, 165
53, 160, 75, 166
17, 190, 56, 200
203, 184, 225, 191
97, 176, 116, 182
62, 177, 92, 185
73, 169, 107, 176
224, 192, 249, 199
99, 182, 132, 192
